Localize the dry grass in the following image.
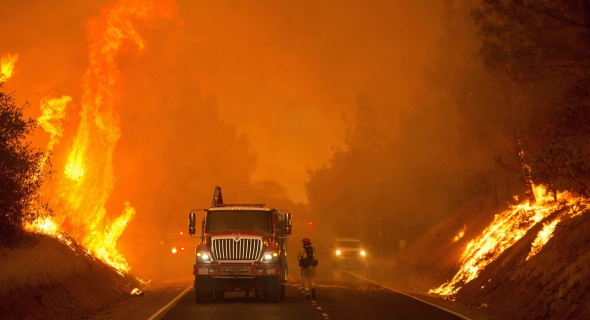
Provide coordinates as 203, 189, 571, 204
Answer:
0, 233, 90, 295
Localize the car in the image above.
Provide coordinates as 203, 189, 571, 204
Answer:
331, 239, 368, 269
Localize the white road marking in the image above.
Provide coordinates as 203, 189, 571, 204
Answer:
317, 307, 322, 310
147, 284, 193, 320
322, 313, 328, 317
339, 270, 473, 320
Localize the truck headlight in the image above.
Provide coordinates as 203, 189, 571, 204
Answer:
360, 251, 366, 256
197, 251, 211, 261
335, 250, 341, 255
263, 252, 279, 261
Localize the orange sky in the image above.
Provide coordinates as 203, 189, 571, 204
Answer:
0, 0, 443, 204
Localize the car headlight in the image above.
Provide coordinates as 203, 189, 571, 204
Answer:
335, 250, 341, 255
360, 250, 366, 256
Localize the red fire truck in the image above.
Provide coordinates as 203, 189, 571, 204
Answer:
188, 187, 292, 303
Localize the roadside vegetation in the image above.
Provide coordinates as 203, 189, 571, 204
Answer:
0, 82, 50, 246
0, 234, 94, 295
0, 233, 141, 319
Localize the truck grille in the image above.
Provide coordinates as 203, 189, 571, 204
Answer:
340, 251, 360, 258
211, 236, 263, 261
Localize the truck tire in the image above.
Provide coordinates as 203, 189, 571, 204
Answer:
195, 278, 208, 303
280, 284, 286, 300
267, 277, 280, 303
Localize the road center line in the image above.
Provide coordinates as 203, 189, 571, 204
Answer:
147, 284, 193, 320
339, 270, 473, 320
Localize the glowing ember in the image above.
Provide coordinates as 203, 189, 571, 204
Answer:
430, 185, 585, 295
526, 218, 561, 261
453, 224, 466, 242
0, 53, 18, 81
24, 0, 180, 274
130, 288, 143, 295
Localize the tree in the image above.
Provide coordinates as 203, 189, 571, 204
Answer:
0, 84, 47, 245
473, 0, 590, 198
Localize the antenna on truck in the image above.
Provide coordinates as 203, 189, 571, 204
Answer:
211, 186, 224, 208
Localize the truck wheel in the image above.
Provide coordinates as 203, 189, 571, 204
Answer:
267, 277, 280, 303
195, 278, 208, 303
279, 284, 286, 300
215, 289, 225, 299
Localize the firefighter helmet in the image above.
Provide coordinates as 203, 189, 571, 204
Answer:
302, 238, 312, 245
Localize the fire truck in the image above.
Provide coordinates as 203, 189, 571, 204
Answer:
188, 186, 292, 303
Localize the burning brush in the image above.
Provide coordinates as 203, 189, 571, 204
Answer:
430, 185, 588, 296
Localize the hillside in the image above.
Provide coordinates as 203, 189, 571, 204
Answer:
0, 233, 142, 320
373, 195, 590, 320
457, 210, 590, 319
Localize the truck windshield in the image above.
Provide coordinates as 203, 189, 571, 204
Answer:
337, 241, 361, 248
206, 210, 271, 233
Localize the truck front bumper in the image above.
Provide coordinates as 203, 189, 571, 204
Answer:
194, 263, 280, 277
194, 263, 280, 291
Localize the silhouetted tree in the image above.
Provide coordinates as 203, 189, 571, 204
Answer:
474, 0, 590, 198
0, 84, 47, 245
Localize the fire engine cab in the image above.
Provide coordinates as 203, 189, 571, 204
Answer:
188, 186, 292, 303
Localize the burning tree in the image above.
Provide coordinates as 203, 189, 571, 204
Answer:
0, 84, 50, 245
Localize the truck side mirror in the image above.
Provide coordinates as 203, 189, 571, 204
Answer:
189, 212, 196, 235
285, 212, 292, 235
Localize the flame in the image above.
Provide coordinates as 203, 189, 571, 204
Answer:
526, 217, 561, 261
0, 53, 18, 81
84, 203, 137, 274
130, 288, 143, 295
37, 96, 71, 172
453, 224, 466, 242
25, 217, 59, 235
431, 185, 585, 295
24, 0, 180, 274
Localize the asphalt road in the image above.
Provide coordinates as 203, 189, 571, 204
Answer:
159, 263, 464, 320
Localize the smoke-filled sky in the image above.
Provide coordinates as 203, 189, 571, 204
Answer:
0, 0, 451, 278
0, 0, 444, 203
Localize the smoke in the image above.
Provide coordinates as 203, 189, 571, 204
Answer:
1, 0, 491, 280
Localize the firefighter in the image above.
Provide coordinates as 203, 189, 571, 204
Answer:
298, 238, 318, 299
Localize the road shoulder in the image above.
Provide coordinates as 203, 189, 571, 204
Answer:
92, 280, 191, 320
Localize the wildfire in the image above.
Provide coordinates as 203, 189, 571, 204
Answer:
25, 217, 59, 236
23, 0, 180, 274
0, 53, 18, 81
526, 217, 561, 261
453, 224, 466, 242
430, 185, 586, 295
37, 96, 71, 173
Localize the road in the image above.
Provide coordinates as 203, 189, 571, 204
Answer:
159, 263, 465, 320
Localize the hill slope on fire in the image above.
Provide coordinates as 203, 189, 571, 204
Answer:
0, 233, 142, 320
380, 193, 590, 320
